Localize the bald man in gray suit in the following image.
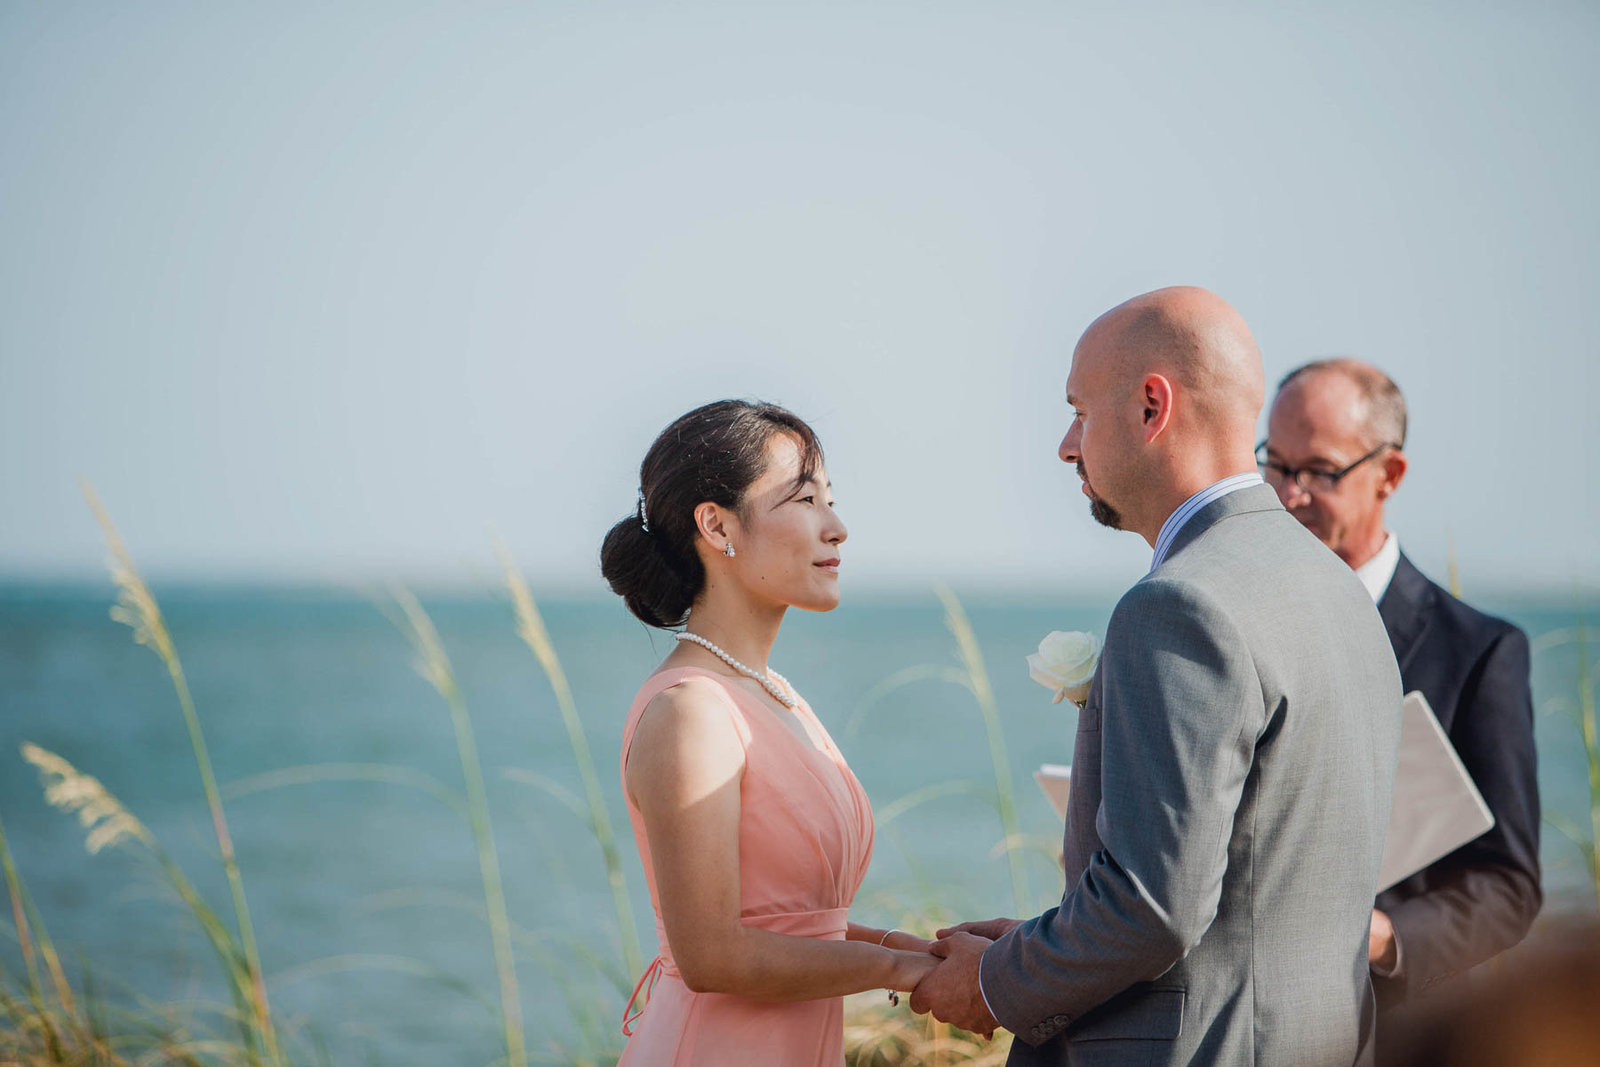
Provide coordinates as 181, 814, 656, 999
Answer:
911, 288, 1404, 1066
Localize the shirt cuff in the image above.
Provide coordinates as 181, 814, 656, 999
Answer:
977, 946, 999, 1023
1372, 930, 1404, 978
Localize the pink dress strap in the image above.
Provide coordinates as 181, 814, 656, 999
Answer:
619, 667, 752, 779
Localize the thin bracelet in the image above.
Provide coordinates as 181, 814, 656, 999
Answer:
878, 929, 904, 1006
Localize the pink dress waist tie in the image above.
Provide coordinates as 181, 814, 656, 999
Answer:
621, 906, 851, 1034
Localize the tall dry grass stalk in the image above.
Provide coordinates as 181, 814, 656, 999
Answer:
22, 744, 155, 858
1446, 535, 1462, 599
14, 743, 269, 1066
387, 583, 527, 1067
1, 810, 72, 1060
223, 762, 469, 819
1534, 615, 1600, 912
1579, 620, 1600, 911
935, 586, 1030, 918
497, 541, 644, 982
82, 484, 280, 1067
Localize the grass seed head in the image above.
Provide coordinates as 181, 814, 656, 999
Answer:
22, 743, 153, 855
83, 483, 177, 664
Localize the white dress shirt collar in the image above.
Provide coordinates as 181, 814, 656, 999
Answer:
1150, 473, 1264, 572
1353, 532, 1400, 603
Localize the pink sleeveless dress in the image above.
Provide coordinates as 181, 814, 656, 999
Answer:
617, 666, 875, 1066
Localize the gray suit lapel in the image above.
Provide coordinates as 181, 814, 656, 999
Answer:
1060, 673, 1105, 891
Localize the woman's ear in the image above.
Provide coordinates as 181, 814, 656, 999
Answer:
694, 501, 735, 555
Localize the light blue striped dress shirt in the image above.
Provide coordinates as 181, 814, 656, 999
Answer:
1149, 473, 1264, 572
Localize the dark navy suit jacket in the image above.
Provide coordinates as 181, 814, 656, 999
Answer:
1373, 552, 1542, 1011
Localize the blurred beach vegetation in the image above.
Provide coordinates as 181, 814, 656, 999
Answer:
1, 498, 1596, 1065
1536, 617, 1600, 912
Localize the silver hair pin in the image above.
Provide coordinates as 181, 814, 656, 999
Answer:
637, 489, 650, 533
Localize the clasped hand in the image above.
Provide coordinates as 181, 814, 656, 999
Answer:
906, 917, 1021, 1038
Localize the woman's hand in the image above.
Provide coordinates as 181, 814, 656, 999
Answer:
880, 929, 936, 955
885, 947, 940, 992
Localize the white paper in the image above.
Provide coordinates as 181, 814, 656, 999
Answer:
1034, 763, 1072, 819
1376, 690, 1495, 891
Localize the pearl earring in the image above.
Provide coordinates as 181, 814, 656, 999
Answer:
723, 542, 736, 558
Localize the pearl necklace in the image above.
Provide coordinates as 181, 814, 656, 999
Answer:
675, 632, 797, 709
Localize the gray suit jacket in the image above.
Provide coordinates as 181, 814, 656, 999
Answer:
981, 484, 1403, 1067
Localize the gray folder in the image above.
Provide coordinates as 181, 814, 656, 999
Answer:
1375, 690, 1495, 891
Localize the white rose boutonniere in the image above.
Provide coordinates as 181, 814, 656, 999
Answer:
1027, 630, 1101, 707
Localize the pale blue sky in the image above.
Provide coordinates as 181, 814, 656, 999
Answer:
3, 2, 1596, 596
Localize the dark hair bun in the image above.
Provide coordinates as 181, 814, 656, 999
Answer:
599, 399, 823, 629
599, 513, 696, 629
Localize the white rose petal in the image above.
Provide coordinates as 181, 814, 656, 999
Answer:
1026, 653, 1069, 703
1026, 630, 1101, 706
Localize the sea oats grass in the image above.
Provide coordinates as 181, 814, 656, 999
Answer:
1579, 618, 1600, 912
1536, 614, 1600, 911
386, 583, 527, 1067
221, 762, 469, 819
934, 587, 1029, 916
82, 486, 279, 1067
498, 542, 643, 982
1, 798, 245, 1067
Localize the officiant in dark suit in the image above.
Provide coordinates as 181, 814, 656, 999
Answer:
1263, 359, 1542, 1056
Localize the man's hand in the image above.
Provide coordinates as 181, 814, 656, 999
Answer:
1368, 908, 1398, 973
936, 917, 1022, 941
908, 931, 1000, 1038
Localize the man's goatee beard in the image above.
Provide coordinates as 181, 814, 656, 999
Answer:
1077, 461, 1123, 529
1090, 495, 1123, 529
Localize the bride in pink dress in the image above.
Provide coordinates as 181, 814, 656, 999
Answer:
600, 400, 936, 1065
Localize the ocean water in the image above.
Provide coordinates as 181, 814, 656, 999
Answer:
1, 583, 1594, 1064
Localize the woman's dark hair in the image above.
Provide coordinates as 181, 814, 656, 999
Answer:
600, 400, 823, 629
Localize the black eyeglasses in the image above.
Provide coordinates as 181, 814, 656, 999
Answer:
1255, 441, 1397, 495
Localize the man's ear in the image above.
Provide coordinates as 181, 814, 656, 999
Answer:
1141, 374, 1174, 442
1376, 448, 1408, 500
